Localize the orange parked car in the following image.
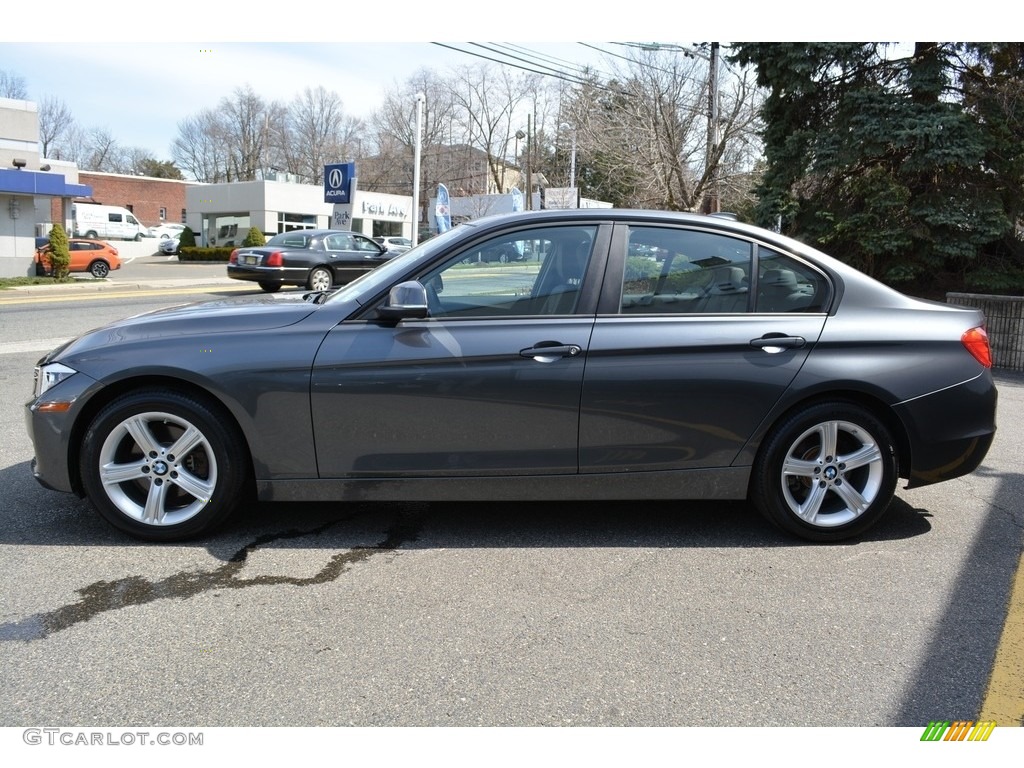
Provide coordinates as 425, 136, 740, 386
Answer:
35, 238, 122, 278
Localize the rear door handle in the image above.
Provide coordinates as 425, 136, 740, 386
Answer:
750, 335, 805, 352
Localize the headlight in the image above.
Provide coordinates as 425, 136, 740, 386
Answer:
33, 362, 77, 398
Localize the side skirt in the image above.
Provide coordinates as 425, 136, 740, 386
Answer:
257, 467, 751, 503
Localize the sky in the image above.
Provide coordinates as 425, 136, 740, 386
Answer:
1, 2, 996, 162
0, 41, 617, 157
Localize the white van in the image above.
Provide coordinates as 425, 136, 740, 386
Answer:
72, 204, 148, 241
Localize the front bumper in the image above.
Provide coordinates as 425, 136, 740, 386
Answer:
25, 369, 102, 496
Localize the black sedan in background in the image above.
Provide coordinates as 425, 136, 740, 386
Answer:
27, 210, 996, 543
228, 229, 395, 292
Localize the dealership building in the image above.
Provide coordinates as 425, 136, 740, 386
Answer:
185, 178, 413, 246
0, 97, 92, 277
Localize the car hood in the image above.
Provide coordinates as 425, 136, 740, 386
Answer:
45, 295, 321, 363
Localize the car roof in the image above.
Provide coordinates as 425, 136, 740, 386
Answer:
273, 229, 365, 238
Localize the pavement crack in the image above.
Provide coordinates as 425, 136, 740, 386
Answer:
0, 512, 422, 643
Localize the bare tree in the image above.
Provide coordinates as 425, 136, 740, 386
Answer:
172, 109, 232, 183
81, 127, 121, 172
366, 68, 460, 223
281, 86, 363, 185
565, 47, 762, 211
450, 63, 542, 193
38, 96, 76, 159
172, 86, 286, 182
220, 85, 272, 181
0, 69, 28, 99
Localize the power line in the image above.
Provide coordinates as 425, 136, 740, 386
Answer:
489, 42, 618, 82
431, 42, 621, 94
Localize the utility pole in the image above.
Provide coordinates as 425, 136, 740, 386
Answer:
525, 114, 532, 211
705, 42, 720, 214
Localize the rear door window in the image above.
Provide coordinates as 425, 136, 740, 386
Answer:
620, 226, 753, 314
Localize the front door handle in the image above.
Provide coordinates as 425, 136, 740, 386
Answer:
519, 343, 582, 361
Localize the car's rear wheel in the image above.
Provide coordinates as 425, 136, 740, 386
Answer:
258, 281, 282, 293
307, 266, 332, 292
134, 233, 142, 241
751, 401, 897, 542
84, 230, 98, 239
80, 389, 249, 541
89, 260, 110, 278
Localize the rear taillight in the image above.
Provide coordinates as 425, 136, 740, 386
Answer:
263, 250, 283, 267
962, 326, 992, 368
229, 249, 239, 264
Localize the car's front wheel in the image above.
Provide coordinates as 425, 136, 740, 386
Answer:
79, 389, 249, 541
307, 266, 332, 292
751, 401, 897, 542
89, 260, 110, 278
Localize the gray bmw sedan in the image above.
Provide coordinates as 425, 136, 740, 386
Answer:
27, 210, 997, 542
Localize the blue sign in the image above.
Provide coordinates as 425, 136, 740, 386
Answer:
324, 162, 356, 204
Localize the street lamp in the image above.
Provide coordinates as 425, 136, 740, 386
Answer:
411, 92, 425, 246
514, 129, 525, 168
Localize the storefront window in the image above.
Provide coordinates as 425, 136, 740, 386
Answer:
278, 212, 317, 233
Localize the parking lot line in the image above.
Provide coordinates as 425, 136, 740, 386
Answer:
980, 551, 1024, 725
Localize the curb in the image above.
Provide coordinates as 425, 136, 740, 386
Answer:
1, 278, 239, 296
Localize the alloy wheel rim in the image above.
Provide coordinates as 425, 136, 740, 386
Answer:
97, 411, 217, 526
311, 270, 331, 291
779, 419, 884, 528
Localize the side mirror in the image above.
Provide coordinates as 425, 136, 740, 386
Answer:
377, 281, 430, 321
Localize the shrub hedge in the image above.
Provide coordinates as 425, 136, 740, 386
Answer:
178, 247, 235, 262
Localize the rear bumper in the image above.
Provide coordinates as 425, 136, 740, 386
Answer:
894, 370, 997, 487
227, 264, 308, 286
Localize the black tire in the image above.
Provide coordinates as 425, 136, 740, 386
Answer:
84, 230, 98, 239
79, 389, 250, 541
306, 266, 332, 291
134, 233, 142, 241
258, 281, 282, 293
750, 401, 897, 542
89, 260, 110, 279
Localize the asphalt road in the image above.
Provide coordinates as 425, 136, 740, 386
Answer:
1, 275, 1022, 730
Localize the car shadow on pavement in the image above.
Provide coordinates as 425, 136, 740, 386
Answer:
0, 457, 935, 645
894, 462, 1024, 726
2, 457, 932, 555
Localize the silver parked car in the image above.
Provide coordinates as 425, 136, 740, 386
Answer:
26, 210, 997, 542
374, 236, 413, 254
158, 235, 180, 255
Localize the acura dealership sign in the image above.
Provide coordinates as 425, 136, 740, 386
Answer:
324, 162, 356, 203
